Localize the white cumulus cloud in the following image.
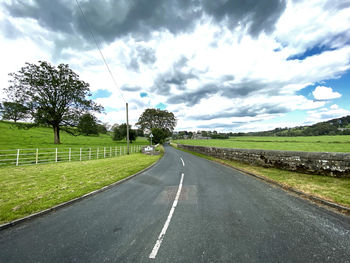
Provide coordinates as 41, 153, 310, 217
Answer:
312, 86, 342, 101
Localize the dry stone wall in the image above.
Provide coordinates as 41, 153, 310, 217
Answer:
177, 144, 350, 178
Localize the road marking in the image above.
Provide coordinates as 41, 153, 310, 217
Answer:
180, 157, 185, 167
149, 173, 184, 259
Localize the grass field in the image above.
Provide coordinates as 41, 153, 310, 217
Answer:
174, 135, 350, 152
0, 153, 161, 224
0, 121, 149, 149
171, 143, 350, 210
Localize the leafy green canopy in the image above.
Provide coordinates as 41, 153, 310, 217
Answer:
150, 127, 169, 144
136, 108, 176, 133
0, 102, 29, 123
77, 113, 99, 136
5, 61, 103, 144
113, 123, 137, 143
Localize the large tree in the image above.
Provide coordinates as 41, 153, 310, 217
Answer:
0, 101, 29, 123
136, 108, 176, 134
5, 61, 103, 144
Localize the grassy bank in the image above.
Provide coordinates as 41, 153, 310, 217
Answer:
0, 121, 148, 149
171, 143, 350, 209
0, 153, 161, 224
174, 135, 350, 152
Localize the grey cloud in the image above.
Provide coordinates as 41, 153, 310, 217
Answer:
189, 104, 289, 120
4, 0, 74, 34
197, 123, 241, 129
137, 46, 156, 65
202, 0, 287, 37
129, 98, 148, 109
128, 57, 140, 72
1, 19, 21, 39
221, 75, 235, 82
127, 46, 156, 72
121, 85, 141, 92
167, 84, 219, 106
164, 77, 282, 107
221, 80, 281, 98
151, 56, 198, 95
3, 0, 286, 49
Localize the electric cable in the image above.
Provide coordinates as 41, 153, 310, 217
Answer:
75, 0, 127, 103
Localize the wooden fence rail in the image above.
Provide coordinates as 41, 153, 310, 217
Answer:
0, 145, 142, 167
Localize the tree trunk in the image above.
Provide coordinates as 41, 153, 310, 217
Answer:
53, 125, 61, 144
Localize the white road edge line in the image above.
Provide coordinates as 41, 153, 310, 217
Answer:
180, 157, 185, 167
149, 173, 185, 259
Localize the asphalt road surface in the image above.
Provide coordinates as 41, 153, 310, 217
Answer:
1, 145, 349, 262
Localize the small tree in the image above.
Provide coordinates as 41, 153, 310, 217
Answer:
113, 123, 137, 143
77, 113, 99, 136
0, 102, 29, 123
5, 61, 103, 144
97, 123, 108, 134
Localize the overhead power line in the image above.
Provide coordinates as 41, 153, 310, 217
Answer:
75, 0, 126, 103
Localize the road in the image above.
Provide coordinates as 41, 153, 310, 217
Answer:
0, 145, 349, 262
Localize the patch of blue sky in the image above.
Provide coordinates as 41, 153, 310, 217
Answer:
156, 103, 167, 110
267, 110, 308, 126
91, 89, 112, 99
140, 92, 148, 98
287, 45, 336, 61
105, 106, 119, 113
297, 70, 350, 110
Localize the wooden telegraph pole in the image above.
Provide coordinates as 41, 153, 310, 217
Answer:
126, 103, 130, 154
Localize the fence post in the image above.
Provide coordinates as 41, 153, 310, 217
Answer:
120, 146, 122, 156
89, 148, 91, 160
36, 148, 38, 164
104, 147, 106, 158
55, 148, 58, 162
97, 147, 99, 159
69, 148, 71, 162
115, 146, 117, 156
124, 146, 126, 155
80, 148, 82, 161
16, 149, 20, 166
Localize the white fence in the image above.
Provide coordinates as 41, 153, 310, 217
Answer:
0, 145, 142, 167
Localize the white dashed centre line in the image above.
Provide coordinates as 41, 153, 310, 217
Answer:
149, 172, 185, 259
180, 157, 185, 167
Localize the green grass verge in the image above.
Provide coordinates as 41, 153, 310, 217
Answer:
171, 143, 350, 209
174, 135, 350, 152
0, 153, 161, 224
0, 121, 149, 149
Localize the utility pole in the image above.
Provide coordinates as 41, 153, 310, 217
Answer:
126, 102, 129, 155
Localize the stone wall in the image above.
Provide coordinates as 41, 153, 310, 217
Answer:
177, 144, 350, 178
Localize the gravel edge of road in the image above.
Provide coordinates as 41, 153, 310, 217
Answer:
174, 145, 350, 216
0, 155, 163, 231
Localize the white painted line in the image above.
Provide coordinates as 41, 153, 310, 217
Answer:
180, 157, 185, 167
149, 173, 184, 259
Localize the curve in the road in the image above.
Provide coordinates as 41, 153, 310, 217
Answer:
0, 145, 349, 263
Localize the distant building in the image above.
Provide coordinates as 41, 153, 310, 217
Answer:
192, 133, 211, 140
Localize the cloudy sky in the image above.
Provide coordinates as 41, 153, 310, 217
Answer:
1, 0, 350, 132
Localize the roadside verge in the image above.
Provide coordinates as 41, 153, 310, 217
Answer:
0, 152, 163, 230
171, 143, 350, 215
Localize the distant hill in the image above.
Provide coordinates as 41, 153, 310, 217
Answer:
235, 115, 350, 137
